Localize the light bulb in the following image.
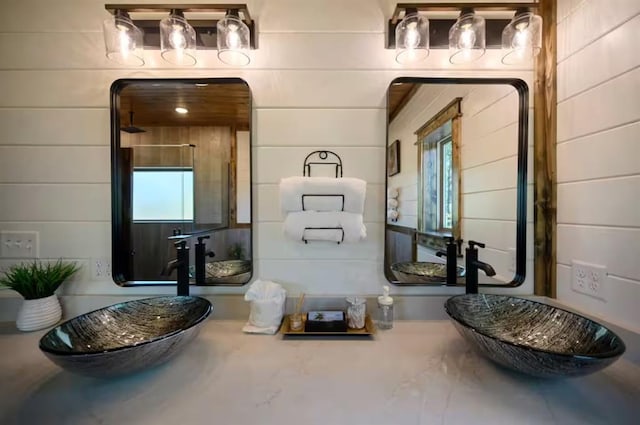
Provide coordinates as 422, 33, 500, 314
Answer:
170, 26, 186, 49
458, 27, 476, 49
118, 28, 132, 58
512, 29, 530, 49
226, 29, 241, 49
405, 23, 420, 49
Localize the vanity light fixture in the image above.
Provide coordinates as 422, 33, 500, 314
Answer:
160, 10, 197, 66
217, 9, 252, 66
387, 3, 540, 66
501, 8, 543, 65
102, 10, 145, 66
394, 8, 429, 64
448, 8, 485, 64
104, 4, 257, 66
175, 107, 189, 114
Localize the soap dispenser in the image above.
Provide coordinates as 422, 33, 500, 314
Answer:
377, 285, 394, 330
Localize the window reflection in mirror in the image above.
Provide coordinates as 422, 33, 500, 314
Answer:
386, 78, 528, 287
111, 78, 252, 286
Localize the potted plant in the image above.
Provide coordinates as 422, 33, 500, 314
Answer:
0, 259, 80, 331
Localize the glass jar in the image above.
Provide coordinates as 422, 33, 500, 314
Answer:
346, 297, 366, 329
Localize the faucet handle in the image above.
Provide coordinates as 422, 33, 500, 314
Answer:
468, 240, 486, 249
455, 238, 464, 257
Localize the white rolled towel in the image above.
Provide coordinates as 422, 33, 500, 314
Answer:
387, 198, 398, 209
280, 177, 367, 214
387, 209, 399, 220
387, 187, 399, 199
283, 211, 367, 243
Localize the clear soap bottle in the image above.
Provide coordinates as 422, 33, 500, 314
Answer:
377, 285, 394, 330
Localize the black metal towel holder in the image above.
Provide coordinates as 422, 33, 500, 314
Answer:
300, 150, 345, 244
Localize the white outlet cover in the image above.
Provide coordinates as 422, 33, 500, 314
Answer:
571, 260, 607, 301
92, 257, 112, 280
507, 248, 517, 273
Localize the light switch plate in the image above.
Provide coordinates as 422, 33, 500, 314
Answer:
0, 231, 39, 259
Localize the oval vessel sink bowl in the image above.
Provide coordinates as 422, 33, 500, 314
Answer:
203, 260, 251, 284
391, 261, 465, 284
445, 294, 625, 378
39, 296, 212, 378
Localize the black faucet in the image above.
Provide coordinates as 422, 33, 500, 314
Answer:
195, 236, 215, 286
436, 237, 463, 286
465, 240, 496, 294
163, 240, 191, 296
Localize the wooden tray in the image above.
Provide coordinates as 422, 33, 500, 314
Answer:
281, 314, 376, 336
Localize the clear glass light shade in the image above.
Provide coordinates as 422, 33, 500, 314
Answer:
217, 14, 251, 66
103, 13, 144, 66
502, 11, 543, 65
448, 11, 485, 64
160, 14, 197, 66
395, 12, 429, 64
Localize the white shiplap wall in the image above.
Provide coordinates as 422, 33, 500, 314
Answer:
556, 0, 640, 331
0, 0, 536, 300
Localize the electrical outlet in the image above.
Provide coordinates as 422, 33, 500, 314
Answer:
0, 231, 39, 258
92, 257, 112, 280
508, 248, 517, 273
571, 260, 607, 301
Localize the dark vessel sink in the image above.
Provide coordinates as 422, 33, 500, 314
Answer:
39, 296, 212, 378
391, 261, 465, 284
201, 260, 252, 284
445, 294, 626, 378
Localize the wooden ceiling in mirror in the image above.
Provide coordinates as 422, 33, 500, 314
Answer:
388, 82, 418, 122
119, 82, 250, 130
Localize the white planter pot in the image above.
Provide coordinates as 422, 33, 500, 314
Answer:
16, 294, 62, 332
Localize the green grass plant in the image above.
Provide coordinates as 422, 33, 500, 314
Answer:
0, 260, 80, 300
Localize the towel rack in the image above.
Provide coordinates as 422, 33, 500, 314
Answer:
301, 150, 344, 244
303, 150, 343, 178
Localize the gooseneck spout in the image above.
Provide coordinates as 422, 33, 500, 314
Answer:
162, 240, 191, 296
195, 236, 215, 286
465, 240, 495, 294
437, 237, 463, 286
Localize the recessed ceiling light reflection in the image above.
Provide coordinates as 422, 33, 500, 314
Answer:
175, 107, 188, 114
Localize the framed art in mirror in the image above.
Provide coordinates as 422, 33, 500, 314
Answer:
387, 139, 401, 177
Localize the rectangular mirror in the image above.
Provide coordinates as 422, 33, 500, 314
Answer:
111, 78, 252, 286
385, 77, 528, 287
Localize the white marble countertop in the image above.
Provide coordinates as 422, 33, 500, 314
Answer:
1, 320, 639, 425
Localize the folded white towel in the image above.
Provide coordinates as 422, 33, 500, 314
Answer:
387, 209, 399, 220
283, 211, 367, 243
387, 187, 399, 199
280, 177, 366, 214
387, 198, 398, 208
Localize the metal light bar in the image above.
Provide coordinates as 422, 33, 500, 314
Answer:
387, 2, 540, 49
104, 4, 256, 49
390, 2, 539, 24
105, 4, 252, 22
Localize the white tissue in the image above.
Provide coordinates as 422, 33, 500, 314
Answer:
243, 279, 286, 335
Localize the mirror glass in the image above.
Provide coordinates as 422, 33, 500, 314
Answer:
385, 78, 528, 286
111, 78, 252, 286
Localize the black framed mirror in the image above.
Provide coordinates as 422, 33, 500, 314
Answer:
385, 77, 528, 287
111, 78, 252, 286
